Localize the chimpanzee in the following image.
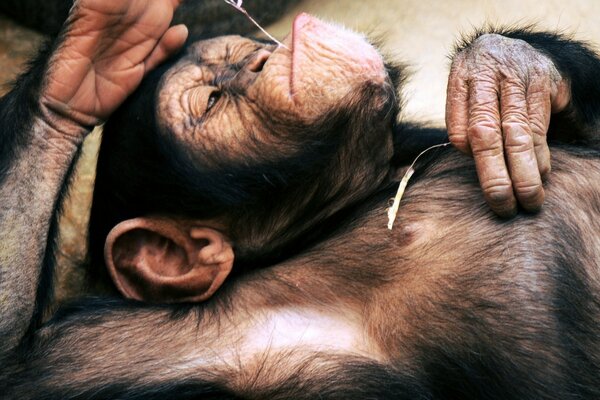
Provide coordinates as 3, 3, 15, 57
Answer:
1, 0, 600, 399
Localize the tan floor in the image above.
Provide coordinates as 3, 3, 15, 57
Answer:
0, 1, 598, 302
0, 15, 40, 96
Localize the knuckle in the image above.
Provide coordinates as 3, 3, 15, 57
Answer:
470, 77, 498, 98
502, 79, 527, 97
514, 181, 542, 200
468, 91, 500, 120
502, 122, 533, 153
481, 177, 514, 206
501, 99, 528, 116
448, 134, 470, 153
468, 121, 499, 137
448, 132, 468, 144
514, 182, 545, 210
501, 103, 528, 122
528, 116, 548, 136
467, 125, 502, 156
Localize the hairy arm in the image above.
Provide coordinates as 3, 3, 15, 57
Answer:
0, 43, 86, 354
0, 0, 186, 355
0, 256, 408, 400
446, 29, 600, 217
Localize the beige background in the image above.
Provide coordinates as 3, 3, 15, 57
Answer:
0, 0, 598, 302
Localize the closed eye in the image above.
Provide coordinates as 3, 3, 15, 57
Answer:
188, 87, 222, 118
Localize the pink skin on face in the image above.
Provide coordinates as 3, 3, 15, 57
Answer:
289, 13, 386, 96
261, 13, 388, 120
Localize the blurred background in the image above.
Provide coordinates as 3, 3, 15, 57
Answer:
1, 0, 598, 303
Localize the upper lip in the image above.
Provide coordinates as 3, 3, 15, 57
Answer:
284, 14, 305, 97
263, 13, 311, 101
280, 25, 296, 98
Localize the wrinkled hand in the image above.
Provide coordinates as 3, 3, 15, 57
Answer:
446, 34, 570, 217
43, 0, 188, 129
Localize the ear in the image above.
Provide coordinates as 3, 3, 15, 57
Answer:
104, 217, 234, 303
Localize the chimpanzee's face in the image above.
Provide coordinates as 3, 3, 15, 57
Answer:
155, 13, 394, 167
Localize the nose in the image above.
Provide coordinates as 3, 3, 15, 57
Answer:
245, 49, 271, 73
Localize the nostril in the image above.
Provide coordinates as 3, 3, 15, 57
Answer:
246, 49, 271, 73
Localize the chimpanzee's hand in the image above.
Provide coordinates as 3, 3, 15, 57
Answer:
42, 0, 188, 131
446, 34, 570, 217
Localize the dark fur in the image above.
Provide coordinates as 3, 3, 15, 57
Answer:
0, 37, 84, 334
3, 147, 600, 399
2, 25, 600, 399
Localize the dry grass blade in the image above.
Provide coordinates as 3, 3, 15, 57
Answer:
387, 142, 450, 230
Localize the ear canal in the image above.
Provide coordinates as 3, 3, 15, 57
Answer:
104, 218, 234, 303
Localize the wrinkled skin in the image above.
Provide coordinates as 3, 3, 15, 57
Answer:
157, 14, 388, 164
446, 33, 571, 217
43, 0, 188, 129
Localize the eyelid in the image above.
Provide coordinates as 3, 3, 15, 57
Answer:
188, 86, 221, 119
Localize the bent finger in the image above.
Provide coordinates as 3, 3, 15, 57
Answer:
468, 80, 516, 217
503, 121, 544, 211
446, 56, 471, 154
144, 24, 188, 73
526, 76, 552, 178
501, 79, 544, 212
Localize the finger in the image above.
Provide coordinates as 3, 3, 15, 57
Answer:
144, 24, 188, 73
501, 78, 544, 212
446, 55, 471, 154
526, 75, 552, 178
468, 76, 517, 217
